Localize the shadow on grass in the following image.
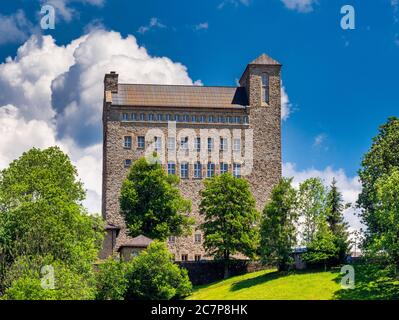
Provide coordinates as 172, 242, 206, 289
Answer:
334, 263, 399, 300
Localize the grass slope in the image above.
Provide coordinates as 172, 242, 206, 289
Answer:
187, 269, 342, 300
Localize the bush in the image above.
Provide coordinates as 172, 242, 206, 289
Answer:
125, 241, 192, 300
96, 257, 128, 300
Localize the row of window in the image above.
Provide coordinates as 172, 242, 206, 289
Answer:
179, 254, 201, 262
121, 112, 249, 124
168, 234, 202, 244
124, 136, 242, 152
166, 162, 241, 178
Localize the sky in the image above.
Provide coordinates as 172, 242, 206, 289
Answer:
0, 0, 398, 233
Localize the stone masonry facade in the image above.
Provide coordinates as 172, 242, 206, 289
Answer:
101, 54, 282, 261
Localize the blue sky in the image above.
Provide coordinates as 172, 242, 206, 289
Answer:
0, 0, 398, 227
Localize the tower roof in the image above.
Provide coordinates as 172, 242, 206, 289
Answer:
249, 53, 281, 66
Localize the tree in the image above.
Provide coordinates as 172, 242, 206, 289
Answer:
199, 173, 260, 278
297, 178, 327, 245
96, 257, 128, 300
120, 157, 193, 240
358, 117, 399, 253
0, 147, 104, 295
260, 178, 298, 271
125, 241, 192, 300
326, 178, 350, 263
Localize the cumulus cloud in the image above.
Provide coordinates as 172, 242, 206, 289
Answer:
138, 17, 166, 34
41, 0, 105, 22
280, 0, 317, 13
0, 10, 34, 45
0, 30, 200, 215
283, 162, 364, 234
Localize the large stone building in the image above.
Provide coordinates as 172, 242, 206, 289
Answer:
101, 54, 282, 261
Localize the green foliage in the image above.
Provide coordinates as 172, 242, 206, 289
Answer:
120, 157, 193, 240
358, 117, 399, 246
0, 147, 104, 296
95, 256, 129, 300
297, 178, 327, 245
125, 241, 192, 300
260, 178, 298, 270
325, 178, 350, 263
199, 173, 260, 262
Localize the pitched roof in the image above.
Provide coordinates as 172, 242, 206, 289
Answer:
111, 84, 248, 109
117, 235, 153, 250
249, 53, 281, 66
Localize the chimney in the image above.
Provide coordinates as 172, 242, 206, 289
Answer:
104, 71, 119, 93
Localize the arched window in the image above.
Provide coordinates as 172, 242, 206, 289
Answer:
261, 73, 270, 103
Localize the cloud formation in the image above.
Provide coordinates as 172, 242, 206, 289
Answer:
138, 17, 166, 34
280, 0, 317, 13
0, 10, 35, 45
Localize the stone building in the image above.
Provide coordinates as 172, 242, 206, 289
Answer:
101, 54, 282, 261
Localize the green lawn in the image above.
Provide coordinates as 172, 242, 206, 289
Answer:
186, 264, 399, 300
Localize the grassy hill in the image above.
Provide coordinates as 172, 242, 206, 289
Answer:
186, 264, 399, 300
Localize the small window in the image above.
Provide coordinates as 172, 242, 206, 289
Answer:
208, 115, 214, 123
194, 255, 201, 262
124, 136, 132, 149
139, 113, 145, 121
234, 116, 241, 123
154, 136, 161, 151
137, 136, 145, 149
124, 159, 132, 168
233, 163, 241, 178
122, 113, 129, 121
262, 73, 270, 103
233, 138, 241, 152
220, 162, 228, 174
194, 162, 202, 179
167, 137, 175, 151
191, 115, 196, 122
180, 137, 189, 151
181, 254, 188, 261
131, 113, 137, 121
200, 115, 206, 123
183, 115, 189, 122
166, 114, 171, 121
168, 236, 176, 243
148, 114, 154, 121
194, 137, 201, 152
207, 162, 215, 178
194, 234, 201, 243
156, 114, 163, 121
168, 162, 176, 175
207, 138, 214, 152
243, 116, 249, 124
181, 162, 189, 179
220, 138, 228, 151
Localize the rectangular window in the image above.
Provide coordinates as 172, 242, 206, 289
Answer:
166, 114, 171, 121
124, 159, 132, 168
243, 116, 249, 124
228, 116, 233, 123
221, 116, 226, 123
194, 162, 202, 179
122, 113, 129, 121
156, 114, 163, 121
207, 162, 215, 178
137, 136, 145, 149
181, 254, 188, 261
180, 162, 189, 179
207, 138, 214, 152
131, 113, 137, 121
168, 236, 176, 243
194, 255, 201, 262
194, 234, 201, 243
148, 114, 154, 121
200, 115, 205, 123
262, 73, 270, 103
180, 137, 189, 151
234, 116, 241, 123
220, 138, 228, 151
168, 162, 176, 175
191, 115, 196, 122
154, 136, 161, 151
220, 162, 228, 174
139, 113, 145, 121
233, 138, 241, 152
194, 137, 201, 152
167, 137, 175, 151
233, 163, 241, 178
124, 136, 132, 149
183, 115, 189, 122
208, 115, 214, 123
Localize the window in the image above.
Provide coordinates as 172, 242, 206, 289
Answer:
168, 162, 176, 175
167, 137, 175, 151
139, 113, 145, 121
166, 114, 171, 121
124, 159, 132, 168
207, 138, 214, 152
194, 255, 201, 262
148, 114, 154, 121
233, 138, 241, 152
234, 116, 241, 123
154, 136, 161, 151
181, 162, 189, 179
220, 162, 228, 174
220, 138, 228, 151
243, 116, 249, 124
221, 116, 226, 123
156, 114, 163, 121
195, 234, 201, 243
262, 73, 270, 103
191, 115, 196, 122
207, 162, 215, 177
124, 136, 132, 149
194, 137, 201, 152
122, 113, 129, 121
200, 115, 206, 123
176, 115, 181, 122
131, 113, 137, 121
228, 116, 233, 123
180, 137, 189, 151
181, 254, 188, 261
208, 115, 214, 123
137, 136, 145, 149
183, 115, 189, 122
194, 162, 202, 179
168, 236, 176, 243
233, 163, 241, 178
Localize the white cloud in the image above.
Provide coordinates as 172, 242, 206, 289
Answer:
280, 0, 317, 13
283, 162, 364, 234
0, 30, 200, 215
313, 133, 326, 147
218, 0, 250, 9
194, 22, 209, 31
138, 17, 166, 34
281, 85, 292, 121
41, 0, 105, 22
0, 10, 34, 45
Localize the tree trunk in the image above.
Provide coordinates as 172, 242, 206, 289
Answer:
224, 250, 230, 279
